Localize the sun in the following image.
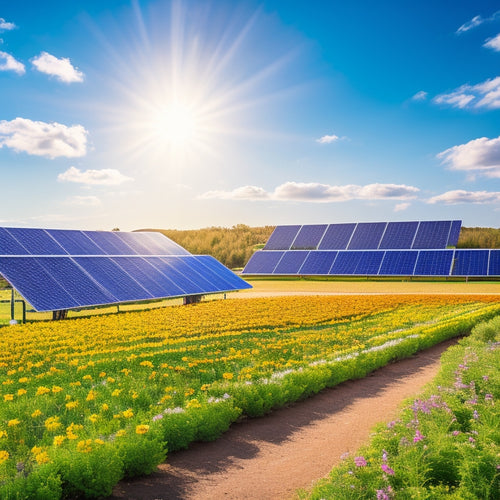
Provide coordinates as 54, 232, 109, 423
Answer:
151, 101, 197, 147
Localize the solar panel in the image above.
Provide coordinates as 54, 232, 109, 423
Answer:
299, 251, 338, 274
414, 250, 454, 276
329, 251, 364, 274
447, 220, 462, 247
488, 250, 500, 276
452, 250, 489, 276
354, 251, 384, 274
318, 224, 356, 250
347, 223, 387, 250
379, 251, 418, 275
273, 251, 309, 274
263, 225, 301, 250
242, 251, 284, 274
379, 222, 419, 249
412, 221, 452, 249
0, 228, 251, 312
291, 225, 327, 250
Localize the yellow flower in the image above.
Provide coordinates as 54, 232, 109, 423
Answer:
51, 386, 63, 393
35, 451, 50, 464
135, 424, 150, 435
17, 389, 27, 396
222, 372, 234, 380
36, 386, 50, 396
7, 419, 20, 427
65, 401, 78, 410
89, 414, 98, 423
53, 435, 66, 446
0, 450, 9, 463
86, 390, 97, 401
184, 388, 195, 397
111, 389, 122, 397
44, 416, 61, 432
101, 403, 109, 411
31, 446, 42, 455
140, 360, 153, 368
186, 398, 202, 409
94, 438, 105, 445
82, 375, 92, 381
122, 408, 134, 419
18, 377, 29, 384
99, 372, 106, 378
115, 429, 126, 437
3, 394, 13, 402
31, 409, 42, 418
77, 439, 92, 453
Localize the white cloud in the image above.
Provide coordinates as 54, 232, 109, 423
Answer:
201, 182, 419, 202
437, 136, 500, 179
0, 118, 88, 158
0, 18, 16, 31
428, 190, 500, 204
66, 195, 101, 207
58, 166, 133, 185
484, 33, 500, 51
0, 51, 25, 74
411, 91, 428, 101
456, 15, 484, 34
394, 202, 410, 212
316, 134, 340, 144
31, 52, 84, 83
433, 76, 500, 110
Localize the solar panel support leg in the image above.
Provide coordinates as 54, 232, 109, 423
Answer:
183, 295, 202, 305
10, 289, 14, 321
52, 309, 68, 320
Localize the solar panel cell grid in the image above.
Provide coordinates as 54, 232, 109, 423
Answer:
414, 250, 453, 276
329, 251, 364, 274
195, 256, 252, 290
0, 228, 29, 255
144, 257, 201, 295
273, 251, 309, 274
264, 225, 301, 250
318, 223, 356, 250
6, 228, 68, 255
379, 222, 419, 249
379, 251, 418, 275
291, 225, 327, 249
447, 220, 462, 247
488, 250, 500, 276
347, 222, 387, 250
177, 256, 234, 291
242, 251, 284, 274
452, 250, 489, 276
412, 221, 451, 249
298, 251, 338, 275
46, 230, 104, 255
354, 251, 384, 274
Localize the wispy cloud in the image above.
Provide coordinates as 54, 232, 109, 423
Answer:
394, 202, 411, 212
0, 18, 16, 31
201, 181, 419, 202
433, 76, 500, 110
316, 134, 340, 144
484, 33, 500, 51
437, 135, 500, 179
0, 118, 88, 158
0, 51, 24, 74
456, 10, 500, 34
58, 166, 133, 185
428, 190, 500, 204
65, 195, 101, 207
31, 52, 84, 83
411, 90, 428, 101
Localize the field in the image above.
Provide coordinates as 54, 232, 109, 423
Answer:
0, 291, 499, 498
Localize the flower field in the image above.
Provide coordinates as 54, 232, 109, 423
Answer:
0, 294, 499, 498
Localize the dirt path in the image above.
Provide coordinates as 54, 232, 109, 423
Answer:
110, 338, 455, 500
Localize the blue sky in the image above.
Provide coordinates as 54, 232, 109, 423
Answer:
0, 0, 499, 231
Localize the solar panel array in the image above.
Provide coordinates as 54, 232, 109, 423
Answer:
0, 228, 251, 312
242, 220, 498, 278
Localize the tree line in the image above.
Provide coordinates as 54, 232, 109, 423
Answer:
137, 225, 499, 269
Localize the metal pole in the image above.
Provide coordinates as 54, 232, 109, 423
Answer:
10, 289, 14, 321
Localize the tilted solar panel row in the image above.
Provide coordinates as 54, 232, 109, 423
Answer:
0, 227, 251, 312
263, 220, 462, 251
242, 249, 500, 277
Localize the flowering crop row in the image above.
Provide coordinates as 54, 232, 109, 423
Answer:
300, 312, 500, 499
0, 294, 498, 498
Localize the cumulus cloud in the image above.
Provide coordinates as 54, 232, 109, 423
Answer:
433, 76, 500, 110
66, 195, 101, 207
316, 134, 340, 144
437, 136, 500, 179
58, 166, 133, 185
0, 51, 24, 74
484, 33, 500, 51
31, 52, 84, 83
411, 90, 428, 101
0, 18, 16, 31
201, 182, 419, 202
456, 11, 500, 34
428, 190, 500, 204
0, 118, 88, 158
394, 202, 411, 212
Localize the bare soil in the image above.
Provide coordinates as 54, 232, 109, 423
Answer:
110, 338, 456, 500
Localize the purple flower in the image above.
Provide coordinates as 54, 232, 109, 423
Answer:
354, 456, 367, 467
381, 464, 395, 475
452, 430, 460, 436
473, 410, 479, 420
482, 375, 489, 381
376, 485, 394, 499
413, 429, 425, 442
469, 437, 475, 443
485, 393, 493, 401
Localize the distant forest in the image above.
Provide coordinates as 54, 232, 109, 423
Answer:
138, 225, 500, 269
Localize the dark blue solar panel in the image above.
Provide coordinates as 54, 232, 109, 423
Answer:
291, 225, 327, 250
447, 220, 462, 247
348, 223, 387, 250
273, 251, 309, 274
488, 250, 500, 276
414, 251, 453, 276
0, 228, 29, 255
329, 251, 364, 274
379, 222, 419, 249
140, 257, 201, 295
354, 251, 384, 274
194, 256, 252, 290
36, 257, 117, 307
242, 251, 284, 274
379, 251, 418, 275
299, 251, 338, 274
82, 231, 138, 255
452, 250, 489, 276
5, 228, 68, 255
0, 258, 79, 311
412, 221, 451, 249
161, 257, 219, 293
318, 224, 355, 250
46, 229, 104, 255
74, 257, 153, 302
264, 226, 301, 250
177, 256, 237, 291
